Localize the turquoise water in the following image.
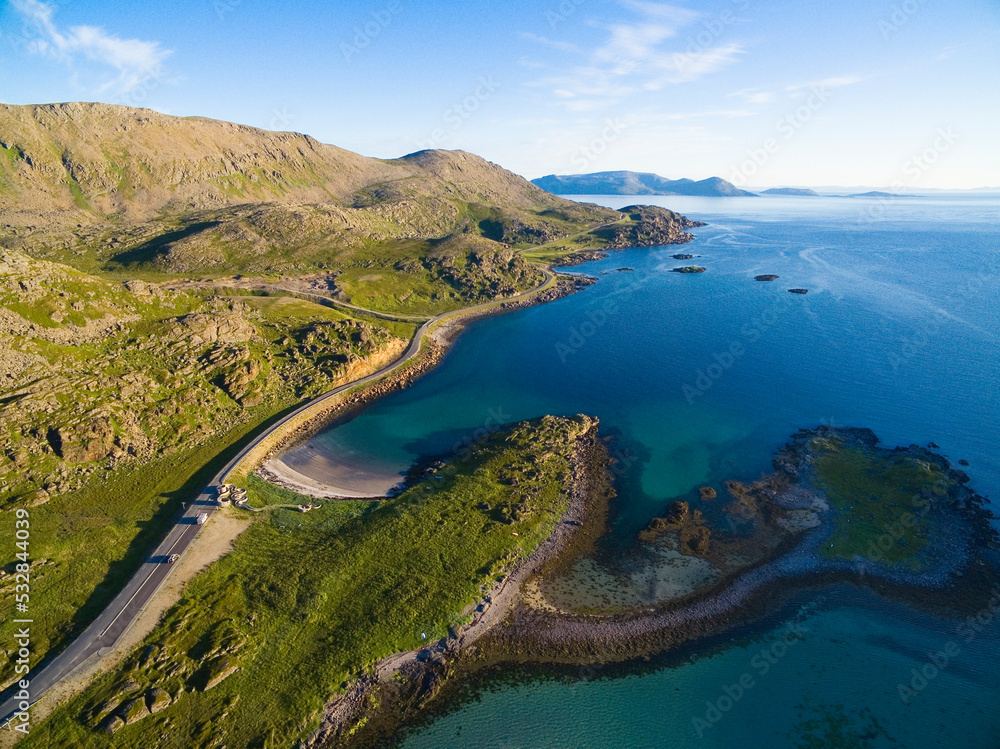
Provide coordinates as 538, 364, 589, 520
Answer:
310, 195, 1000, 747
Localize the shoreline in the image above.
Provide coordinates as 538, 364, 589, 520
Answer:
317, 427, 1000, 748
255, 275, 590, 498
305, 421, 613, 748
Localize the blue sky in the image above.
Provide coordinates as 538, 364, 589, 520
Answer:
1, 0, 998, 188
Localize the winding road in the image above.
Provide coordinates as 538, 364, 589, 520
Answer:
0, 266, 559, 727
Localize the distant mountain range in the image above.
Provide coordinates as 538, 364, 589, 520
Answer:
530, 172, 999, 198
760, 187, 820, 197
532, 171, 757, 197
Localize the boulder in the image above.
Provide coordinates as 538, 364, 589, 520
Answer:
99, 715, 125, 734
47, 416, 116, 463
147, 687, 172, 714
117, 695, 150, 724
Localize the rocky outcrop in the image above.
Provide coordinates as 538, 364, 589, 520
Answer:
172, 311, 260, 346
202, 658, 240, 691
47, 416, 116, 464
639, 500, 712, 556
147, 687, 172, 714
117, 695, 150, 724
595, 205, 704, 250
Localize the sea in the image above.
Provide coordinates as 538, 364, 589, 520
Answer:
309, 195, 1000, 748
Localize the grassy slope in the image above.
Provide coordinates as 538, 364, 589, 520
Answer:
23, 415, 592, 749
0, 254, 418, 684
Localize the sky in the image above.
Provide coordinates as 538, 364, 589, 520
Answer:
1, 0, 998, 189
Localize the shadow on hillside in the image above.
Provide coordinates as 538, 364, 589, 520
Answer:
0, 404, 304, 706
106, 220, 220, 267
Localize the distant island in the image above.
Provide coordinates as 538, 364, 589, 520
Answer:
848, 190, 918, 198
532, 170, 757, 197
761, 187, 820, 196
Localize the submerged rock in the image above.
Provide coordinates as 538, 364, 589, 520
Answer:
754, 274, 779, 281
788, 288, 809, 294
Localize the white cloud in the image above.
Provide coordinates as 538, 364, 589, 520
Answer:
729, 87, 776, 105
519, 32, 582, 55
785, 75, 864, 96
526, 0, 745, 109
10, 0, 172, 96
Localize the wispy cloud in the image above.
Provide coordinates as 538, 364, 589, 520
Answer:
10, 0, 172, 96
524, 1, 745, 108
728, 87, 776, 105
785, 75, 864, 95
519, 31, 581, 55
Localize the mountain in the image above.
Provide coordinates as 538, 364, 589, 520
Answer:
531, 170, 757, 197
0, 102, 625, 276
761, 187, 820, 197
0, 102, 704, 314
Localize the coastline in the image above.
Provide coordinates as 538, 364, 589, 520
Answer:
305, 420, 613, 748
255, 275, 591, 498
314, 427, 1000, 748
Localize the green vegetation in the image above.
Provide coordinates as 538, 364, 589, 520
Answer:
24, 416, 592, 748
0, 409, 294, 679
0, 250, 416, 679
813, 441, 953, 565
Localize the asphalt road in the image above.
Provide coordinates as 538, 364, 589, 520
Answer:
0, 267, 557, 726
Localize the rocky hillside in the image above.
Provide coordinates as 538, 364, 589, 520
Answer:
0, 248, 408, 505
0, 103, 618, 273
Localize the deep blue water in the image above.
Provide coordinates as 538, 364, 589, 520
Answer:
311, 195, 1000, 747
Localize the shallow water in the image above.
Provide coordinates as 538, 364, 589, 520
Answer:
307, 195, 1000, 747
